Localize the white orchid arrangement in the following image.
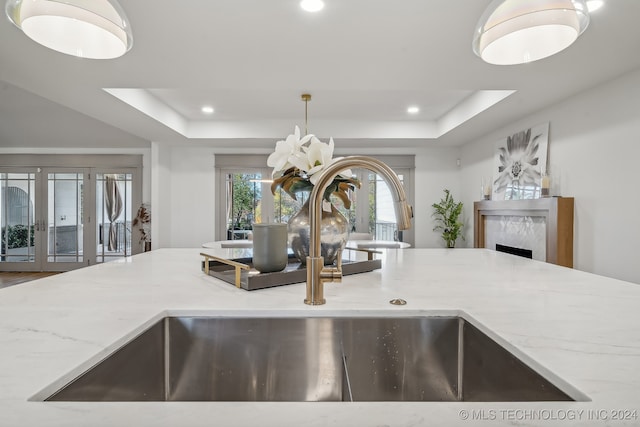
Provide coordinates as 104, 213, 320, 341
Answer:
267, 126, 360, 209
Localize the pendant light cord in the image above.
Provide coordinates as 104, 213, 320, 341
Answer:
301, 93, 311, 135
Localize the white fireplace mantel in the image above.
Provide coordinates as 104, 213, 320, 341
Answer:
474, 197, 574, 268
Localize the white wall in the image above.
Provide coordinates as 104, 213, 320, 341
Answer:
151, 143, 217, 248
150, 142, 171, 248
459, 68, 640, 284
414, 148, 462, 248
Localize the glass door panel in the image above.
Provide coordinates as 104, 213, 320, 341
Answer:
42, 170, 86, 270
216, 160, 414, 246
369, 172, 405, 241
225, 172, 263, 240
0, 171, 37, 269
96, 173, 133, 263
274, 189, 306, 224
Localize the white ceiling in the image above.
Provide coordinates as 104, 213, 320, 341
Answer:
1, 0, 639, 151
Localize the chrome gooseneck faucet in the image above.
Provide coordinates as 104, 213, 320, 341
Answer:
305, 156, 413, 305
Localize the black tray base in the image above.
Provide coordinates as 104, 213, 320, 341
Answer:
201, 255, 381, 291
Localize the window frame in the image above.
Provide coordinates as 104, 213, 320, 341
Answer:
214, 154, 415, 246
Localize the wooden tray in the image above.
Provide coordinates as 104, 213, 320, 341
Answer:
200, 248, 381, 291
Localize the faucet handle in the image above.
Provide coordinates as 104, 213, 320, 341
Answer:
334, 249, 343, 282
318, 250, 343, 284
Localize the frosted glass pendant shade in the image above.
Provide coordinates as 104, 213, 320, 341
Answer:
5, 0, 133, 59
472, 0, 590, 65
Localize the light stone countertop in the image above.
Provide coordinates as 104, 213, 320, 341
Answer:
1, 248, 640, 427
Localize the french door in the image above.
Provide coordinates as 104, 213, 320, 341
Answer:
214, 155, 415, 245
0, 168, 38, 270
41, 168, 90, 271
1, 165, 140, 272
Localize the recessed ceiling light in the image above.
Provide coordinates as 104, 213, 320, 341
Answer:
586, 0, 604, 12
407, 106, 420, 114
300, 0, 325, 13
201, 106, 214, 114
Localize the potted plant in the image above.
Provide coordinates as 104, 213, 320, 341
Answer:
133, 203, 151, 251
432, 189, 464, 248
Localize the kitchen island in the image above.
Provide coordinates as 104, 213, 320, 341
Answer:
1, 248, 639, 426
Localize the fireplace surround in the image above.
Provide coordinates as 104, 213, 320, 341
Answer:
474, 198, 574, 268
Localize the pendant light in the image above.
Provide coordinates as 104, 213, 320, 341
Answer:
5, 0, 133, 59
472, 0, 590, 65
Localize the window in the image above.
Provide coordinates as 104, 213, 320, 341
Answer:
274, 186, 306, 224
215, 155, 414, 245
339, 169, 410, 241
224, 172, 263, 240
1, 173, 36, 263
47, 172, 84, 263
96, 173, 134, 263
369, 171, 405, 240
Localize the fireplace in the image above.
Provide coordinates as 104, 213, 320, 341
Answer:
474, 198, 574, 268
496, 244, 533, 259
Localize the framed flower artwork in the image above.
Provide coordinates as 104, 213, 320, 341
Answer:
492, 122, 549, 200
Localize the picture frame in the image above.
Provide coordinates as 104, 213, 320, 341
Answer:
492, 122, 549, 200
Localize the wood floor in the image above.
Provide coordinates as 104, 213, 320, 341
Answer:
0, 272, 59, 289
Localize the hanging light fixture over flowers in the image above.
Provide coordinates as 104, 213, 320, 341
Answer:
269, 94, 360, 267
268, 125, 360, 208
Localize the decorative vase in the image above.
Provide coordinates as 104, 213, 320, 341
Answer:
287, 198, 349, 266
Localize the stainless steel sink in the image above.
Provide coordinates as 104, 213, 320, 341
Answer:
44, 316, 576, 402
